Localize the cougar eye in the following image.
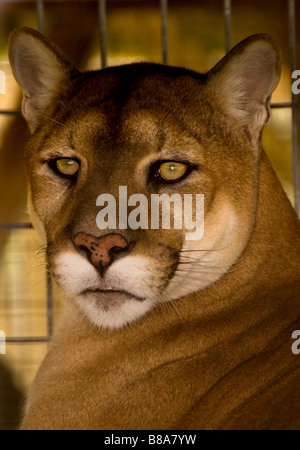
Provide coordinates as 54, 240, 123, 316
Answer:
55, 158, 80, 176
158, 161, 189, 181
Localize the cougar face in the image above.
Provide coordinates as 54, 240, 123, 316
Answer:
9, 28, 280, 329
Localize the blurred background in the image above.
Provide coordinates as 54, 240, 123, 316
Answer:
0, 0, 299, 430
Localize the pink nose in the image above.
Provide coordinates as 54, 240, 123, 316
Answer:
73, 232, 128, 267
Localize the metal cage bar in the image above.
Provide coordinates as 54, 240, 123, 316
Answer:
36, 0, 55, 340
98, 0, 107, 68
1, 0, 52, 346
161, 0, 169, 64
37, 0, 45, 34
0, 223, 33, 230
224, 0, 231, 52
289, 0, 300, 215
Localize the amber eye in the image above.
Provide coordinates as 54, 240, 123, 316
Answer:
158, 161, 189, 181
55, 158, 80, 176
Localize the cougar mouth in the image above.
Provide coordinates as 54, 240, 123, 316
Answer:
52, 252, 156, 327
80, 283, 146, 309
81, 280, 119, 293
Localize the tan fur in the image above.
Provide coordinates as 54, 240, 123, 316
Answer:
8, 28, 300, 430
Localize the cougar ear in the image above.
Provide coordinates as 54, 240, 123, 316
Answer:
208, 34, 281, 135
8, 27, 79, 132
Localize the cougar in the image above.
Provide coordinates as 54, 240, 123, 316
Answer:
8, 27, 300, 430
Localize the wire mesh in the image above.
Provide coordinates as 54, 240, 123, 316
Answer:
0, 0, 299, 349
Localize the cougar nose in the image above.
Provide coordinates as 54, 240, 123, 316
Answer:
73, 232, 129, 268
